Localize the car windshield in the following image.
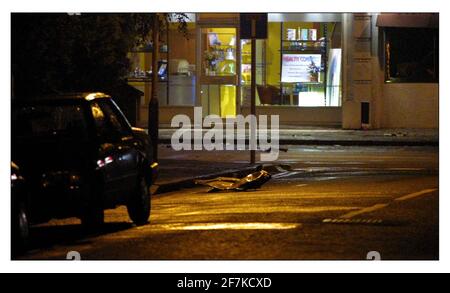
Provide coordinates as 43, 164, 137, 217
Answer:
12, 103, 88, 139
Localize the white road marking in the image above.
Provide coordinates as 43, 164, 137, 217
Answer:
339, 204, 389, 219
338, 188, 438, 219
395, 188, 437, 201
272, 171, 300, 178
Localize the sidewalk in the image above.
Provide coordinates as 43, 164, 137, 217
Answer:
156, 126, 438, 146
149, 126, 438, 195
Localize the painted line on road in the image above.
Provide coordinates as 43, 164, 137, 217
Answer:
323, 218, 383, 224
339, 204, 389, 219
272, 171, 301, 179
395, 188, 437, 201
338, 188, 437, 219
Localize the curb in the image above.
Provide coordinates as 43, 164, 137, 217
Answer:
153, 165, 437, 195
157, 138, 438, 147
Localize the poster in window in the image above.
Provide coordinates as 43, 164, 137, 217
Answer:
308, 29, 317, 41
281, 54, 322, 83
287, 29, 296, 41
208, 33, 219, 46
299, 28, 309, 41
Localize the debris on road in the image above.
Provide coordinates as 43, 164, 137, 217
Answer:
261, 147, 288, 153
384, 132, 408, 137
195, 170, 272, 192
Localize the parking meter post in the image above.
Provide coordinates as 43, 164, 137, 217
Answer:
250, 19, 256, 165
148, 98, 158, 162
149, 14, 160, 162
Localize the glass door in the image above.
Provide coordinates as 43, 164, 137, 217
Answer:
198, 27, 239, 118
240, 39, 266, 107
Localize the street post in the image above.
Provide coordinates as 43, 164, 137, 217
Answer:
240, 14, 268, 164
149, 14, 160, 163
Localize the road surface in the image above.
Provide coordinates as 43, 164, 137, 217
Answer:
18, 146, 439, 260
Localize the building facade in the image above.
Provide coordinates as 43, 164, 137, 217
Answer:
128, 13, 438, 129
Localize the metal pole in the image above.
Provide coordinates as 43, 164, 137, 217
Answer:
250, 19, 256, 164
149, 14, 160, 162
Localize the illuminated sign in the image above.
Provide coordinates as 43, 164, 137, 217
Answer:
281, 54, 322, 83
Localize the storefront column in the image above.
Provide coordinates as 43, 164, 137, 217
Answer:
342, 13, 377, 129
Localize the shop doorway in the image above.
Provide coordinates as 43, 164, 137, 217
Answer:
197, 27, 239, 118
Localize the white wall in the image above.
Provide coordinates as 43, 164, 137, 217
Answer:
381, 83, 438, 128
140, 105, 342, 127
242, 106, 342, 126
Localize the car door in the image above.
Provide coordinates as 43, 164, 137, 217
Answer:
90, 100, 127, 205
95, 99, 139, 203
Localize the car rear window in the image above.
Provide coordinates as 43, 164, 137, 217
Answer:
13, 103, 88, 139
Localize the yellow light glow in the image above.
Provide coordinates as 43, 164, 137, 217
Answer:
220, 85, 236, 117
85, 93, 98, 101
151, 222, 301, 231
85, 92, 105, 101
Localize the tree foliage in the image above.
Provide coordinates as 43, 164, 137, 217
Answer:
11, 13, 189, 98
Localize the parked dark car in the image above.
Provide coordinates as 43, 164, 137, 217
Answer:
11, 92, 158, 248
11, 161, 29, 254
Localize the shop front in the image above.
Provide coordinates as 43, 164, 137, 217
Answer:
241, 13, 343, 126
130, 13, 345, 127
127, 12, 438, 130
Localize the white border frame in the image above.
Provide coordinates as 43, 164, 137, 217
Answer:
1, 0, 447, 273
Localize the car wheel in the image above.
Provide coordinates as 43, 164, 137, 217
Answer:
12, 200, 29, 255
80, 185, 104, 231
127, 176, 151, 226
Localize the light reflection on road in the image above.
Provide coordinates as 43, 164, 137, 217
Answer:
140, 222, 301, 231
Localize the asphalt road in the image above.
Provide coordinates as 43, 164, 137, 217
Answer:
18, 146, 439, 260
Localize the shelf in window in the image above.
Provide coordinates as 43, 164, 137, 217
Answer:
126, 77, 168, 83
280, 81, 324, 85
281, 39, 326, 42
129, 50, 169, 54
280, 48, 325, 53
129, 45, 169, 53
241, 63, 266, 66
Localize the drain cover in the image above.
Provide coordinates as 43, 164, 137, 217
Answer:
322, 218, 383, 224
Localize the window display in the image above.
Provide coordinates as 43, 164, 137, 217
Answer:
202, 28, 237, 77
276, 21, 341, 107
281, 54, 322, 83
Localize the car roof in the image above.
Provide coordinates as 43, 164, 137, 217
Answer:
13, 92, 111, 104
43, 92, 111, 101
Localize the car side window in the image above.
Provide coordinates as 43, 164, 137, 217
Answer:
13, 104, 88, 140
90, 100, 131, 142
98, 100, 132, 137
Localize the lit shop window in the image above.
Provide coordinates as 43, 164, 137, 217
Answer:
167, 21, 197, 106
202, 28, 237, 77
256, 21, 342, 107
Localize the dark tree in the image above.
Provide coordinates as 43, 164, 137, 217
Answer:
11, 13, 188, 98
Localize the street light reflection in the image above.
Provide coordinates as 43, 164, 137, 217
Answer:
154, 222, 301, 231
